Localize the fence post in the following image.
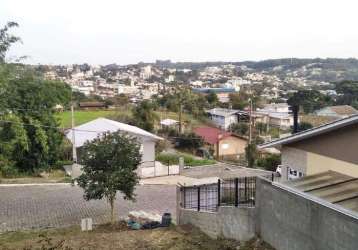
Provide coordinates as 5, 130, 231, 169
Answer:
271, 172, 274, 182
235, 178, 239, 207
168, 160, 170, 176
217, 179, 221, 208
197, 186, 201, 211
154, 161, 156, 177
183, 186, 186, 209
244, 177, 248, 202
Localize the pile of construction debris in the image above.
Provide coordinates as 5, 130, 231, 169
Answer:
126, 211, 171, 230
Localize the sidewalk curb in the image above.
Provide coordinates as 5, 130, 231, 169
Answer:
0, 183, 72, 187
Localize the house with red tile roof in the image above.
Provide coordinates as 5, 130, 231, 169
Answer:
193, 126, 247, 160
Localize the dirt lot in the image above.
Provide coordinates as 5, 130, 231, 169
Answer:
0, 224, 241, 250
0, 223, 275, 250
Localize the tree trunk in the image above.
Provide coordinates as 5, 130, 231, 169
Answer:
109, 196, 115, 225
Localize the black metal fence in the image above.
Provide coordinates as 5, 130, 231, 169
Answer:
180, 177, 256, 212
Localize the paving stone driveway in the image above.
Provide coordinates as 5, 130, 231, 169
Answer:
0, 184, 176, 232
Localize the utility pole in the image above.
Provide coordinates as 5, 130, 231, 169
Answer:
178, 103, 183, 134
248, 98, 253, 144
71, 104, 77, 163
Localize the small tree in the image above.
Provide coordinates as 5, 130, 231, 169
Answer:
175, 132, 204, 154
75, 132, 142, 225
245, 143, 258, 168
230, 122, 249, 136
256, 153, 281, 171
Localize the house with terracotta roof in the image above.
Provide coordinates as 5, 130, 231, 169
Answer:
315, 105, 358, 119
193, 126, 247, 160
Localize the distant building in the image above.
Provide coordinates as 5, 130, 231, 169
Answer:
192, 87, 236, 103
140, 66, 152, 79
78, 102, 107, 110
261, 103, 290, 113
194, 126, 247, 160
206, 108, 240, 130
255, 103, 295, 129
66, 117, 162, 167
315, 105, 358, 119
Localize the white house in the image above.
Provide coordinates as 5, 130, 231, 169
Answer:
66, 118, 162, 166
261, 103, 290, 113
206, 108, 239, 130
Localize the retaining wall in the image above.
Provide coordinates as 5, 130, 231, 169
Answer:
176, 185, 256, 241
255, 178, 358, 250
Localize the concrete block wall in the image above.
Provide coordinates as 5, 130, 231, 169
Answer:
177, 206, 256, 241
255, 178, 358, 250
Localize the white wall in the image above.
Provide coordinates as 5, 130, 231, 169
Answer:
142, 139, 155, 163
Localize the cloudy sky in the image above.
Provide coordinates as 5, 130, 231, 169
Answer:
1, 0, 358, 65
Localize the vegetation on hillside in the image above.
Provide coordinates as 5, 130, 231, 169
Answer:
0, 22, 72, 176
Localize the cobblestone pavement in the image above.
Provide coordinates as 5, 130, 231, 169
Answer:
0, 184, 176, 232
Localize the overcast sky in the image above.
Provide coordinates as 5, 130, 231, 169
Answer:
1, 0, 358, 65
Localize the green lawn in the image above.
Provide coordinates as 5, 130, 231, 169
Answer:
56, 110, 209, 129
156, 152, 216, 166
56, 110, 119, 128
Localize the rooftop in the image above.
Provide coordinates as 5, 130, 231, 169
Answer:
259, 115, 358, 149
282, 171, 358, 213
206, 108, 240, 117
193, 126, 232, 145
319, 105, 358, 116
66, 118, 162, 147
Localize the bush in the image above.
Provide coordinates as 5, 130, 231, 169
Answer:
175, 132, 203, 153
230, 122, 249, 136
245, 143, 258, 168
155, 140, 169, 154
0, 159, 19, 178
155, 153, 215, 166
256, 154, 281, 171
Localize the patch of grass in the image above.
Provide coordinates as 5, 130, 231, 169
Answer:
0, 169, 71, 184
239, 237, 275, 250
154, 111, 211, 129
56, 110, 119, 128
156, 153, 216, 167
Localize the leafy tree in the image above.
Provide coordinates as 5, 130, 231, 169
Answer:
0, 114, 29, 176
335, 81, 358, 109
115, 94, 130, 107
294, 122, 313, 133
75, 132, 141, 225
0, 21, 21, 63
229, 92, 248, 109
256, 153, 281, 172
0, 69, 71, 172
255, 122, 267, 135
230, 122, 249, 136
287, 90, 333, 114
245, 143, 258, 168
175, 132, 204, 154
206, 91, 218, 106
132, 100, 159, 132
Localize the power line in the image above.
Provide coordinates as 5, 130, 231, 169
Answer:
0, 120, 109, 133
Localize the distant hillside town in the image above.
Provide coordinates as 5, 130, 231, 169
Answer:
35, 58, 358, 106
